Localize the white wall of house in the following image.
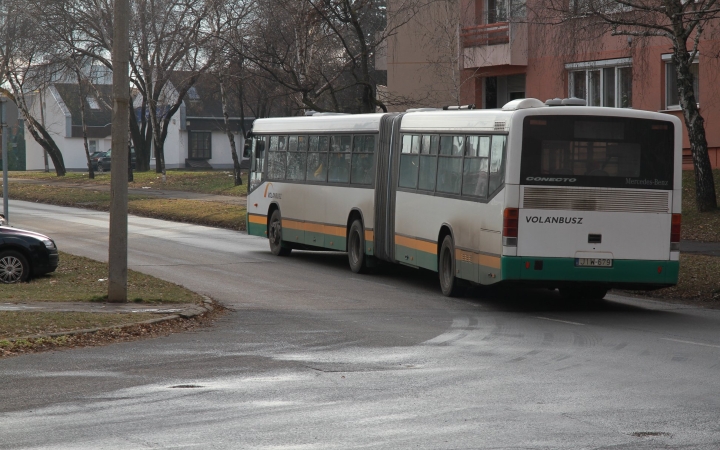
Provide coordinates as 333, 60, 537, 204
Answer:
208, 130, 243, 169
25, 85, 244, 171
26, 89, 112, 171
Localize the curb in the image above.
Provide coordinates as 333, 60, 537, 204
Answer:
2, 295, 218, 343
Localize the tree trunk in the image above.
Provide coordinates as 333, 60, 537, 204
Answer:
128, 100, 152, 172
76, 74, 95, 179
24, 114, 66, 176
673, 46, 717, 212
220, 75, 243, 186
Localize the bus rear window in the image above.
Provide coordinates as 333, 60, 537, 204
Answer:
521, 116, 674, 190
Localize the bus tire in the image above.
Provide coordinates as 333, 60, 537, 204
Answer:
268, 209, 292, 256
348, 219, 368, 274
439, 235, 462, 297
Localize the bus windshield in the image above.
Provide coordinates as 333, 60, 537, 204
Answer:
520, 115, 674, 190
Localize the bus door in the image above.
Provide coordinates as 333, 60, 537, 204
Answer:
249, 136, 266, 193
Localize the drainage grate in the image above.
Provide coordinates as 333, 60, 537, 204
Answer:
169, 384, 203, 389
630, 431, 672, 438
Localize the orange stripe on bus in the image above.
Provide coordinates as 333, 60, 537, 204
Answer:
283, 219, 346, 237
365, 230, 374, 241
395, 235, 437, 254
248, 214, 266, 224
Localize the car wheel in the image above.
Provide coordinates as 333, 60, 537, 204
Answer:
0, 250, 30, 284
439, 235, 462, 297
348, 219, 368, 274
268, 209, 291, 256
97, 164, 104, 174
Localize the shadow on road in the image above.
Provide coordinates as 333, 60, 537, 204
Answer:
280, 249, 662, 316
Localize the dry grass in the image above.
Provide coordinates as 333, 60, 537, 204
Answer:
0, 307, 225, 358
0, 311, 159, 340
3, 252, 202, 303
128, 198, 246, 230
5, 183, 247, 231
9, 170, 248, 197
628, 253, 720, 308
681, 169, 720, 242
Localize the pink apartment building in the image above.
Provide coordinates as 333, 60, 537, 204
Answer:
385, 0, 720, 168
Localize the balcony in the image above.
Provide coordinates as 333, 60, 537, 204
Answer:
461, 22, 510, 47
462, 22, 527, 68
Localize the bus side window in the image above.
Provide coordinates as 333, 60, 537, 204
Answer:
462, 136, 490, 198
351, 135, 375, 185
286, 135, 307, 181
268, 135, 287, 180
418, 134, 438, 191
329, 135, 352, 183
437, 136, 462, 194
489, 135, 506, 194
399, 134, 420, 189
306, 135, 328, 182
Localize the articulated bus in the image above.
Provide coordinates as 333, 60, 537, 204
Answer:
246, 98, 682, 299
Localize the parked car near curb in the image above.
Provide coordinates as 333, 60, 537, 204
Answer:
95, 148, 137, 173
0, 225, 59, 283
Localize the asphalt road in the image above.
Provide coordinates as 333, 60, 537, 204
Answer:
2, 200, 720, 449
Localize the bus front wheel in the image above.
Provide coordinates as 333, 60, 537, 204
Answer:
348, 219, 368, 274
268, 210, 292, 256
439, 235, 462, 297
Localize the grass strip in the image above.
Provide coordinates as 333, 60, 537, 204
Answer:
0, 309, 223, 358
9, 170, 248, 197
2, 252, 202, 303
0, 311, 159, 340
681, 169, 720, 242
6, 183, 246, 231
629, 253, 720, 308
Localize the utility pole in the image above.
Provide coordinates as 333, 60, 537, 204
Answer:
108, 0, 130, 302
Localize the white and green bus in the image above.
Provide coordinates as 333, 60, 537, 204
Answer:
246, 98, 682, 298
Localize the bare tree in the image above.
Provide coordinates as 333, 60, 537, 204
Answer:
242, 0, 427, 113
531, 0, 719, 211
0, 0, 67, 175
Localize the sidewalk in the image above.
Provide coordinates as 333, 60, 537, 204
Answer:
8, 178, 247, 206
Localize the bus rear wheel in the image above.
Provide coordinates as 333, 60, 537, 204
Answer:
439, 235, 462, 297
268, 209, 292, 256
348, 219, 368, 274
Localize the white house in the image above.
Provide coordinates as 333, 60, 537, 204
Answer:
25, 74, 252, 171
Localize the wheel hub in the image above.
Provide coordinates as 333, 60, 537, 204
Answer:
0, 256, 23, 283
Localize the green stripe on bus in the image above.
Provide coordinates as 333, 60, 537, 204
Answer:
248, 221, 266, 237
284, 225, 347, 251
501, 257, 679, 284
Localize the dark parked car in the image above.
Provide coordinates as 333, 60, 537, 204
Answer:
0, 224, 59, 283
95, 148, 137, 173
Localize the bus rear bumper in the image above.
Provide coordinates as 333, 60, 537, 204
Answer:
500, 257, 679, 289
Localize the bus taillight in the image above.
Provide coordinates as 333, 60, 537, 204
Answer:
503, 208, 519, 246
671, 214, 681, 246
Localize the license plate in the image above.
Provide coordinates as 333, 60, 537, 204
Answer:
576, 258, 613, 267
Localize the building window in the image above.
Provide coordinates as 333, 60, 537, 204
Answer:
89, 140, 97, 153
86, 97, 101, 110
567, 59, 632, 108
664, 54, 699, 110
189, 131, 211, 159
